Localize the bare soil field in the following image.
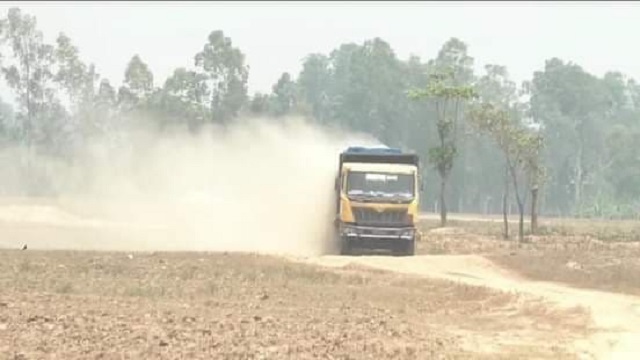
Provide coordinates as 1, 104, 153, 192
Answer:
1, 202, 640, 359
0, 251, 586, 359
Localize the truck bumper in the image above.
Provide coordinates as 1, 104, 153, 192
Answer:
339, 224, 416, 254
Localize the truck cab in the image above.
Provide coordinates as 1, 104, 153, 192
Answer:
335, 147, 421, 256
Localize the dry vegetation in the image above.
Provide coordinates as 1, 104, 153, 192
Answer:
418, 216, 640, 296
0, 250, 586, 359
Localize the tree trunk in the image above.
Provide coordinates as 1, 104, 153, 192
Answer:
502, 163, 509, 240
439, 177, 447, 227
530, 186, 539, 235
518, 200, 525, 243
574, 119, 585, 215
574, 149, 583, 215
508, 163, 525, 243
25, 51, 33, 196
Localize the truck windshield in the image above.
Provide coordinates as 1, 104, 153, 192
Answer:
346, 171, 415, 200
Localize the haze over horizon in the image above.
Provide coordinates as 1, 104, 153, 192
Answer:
1, 1, 638, 99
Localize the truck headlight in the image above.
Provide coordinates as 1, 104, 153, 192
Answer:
401, 229, 415, 238
342, 226, 358, 236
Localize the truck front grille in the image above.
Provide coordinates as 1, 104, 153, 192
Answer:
352, 207, 409, 226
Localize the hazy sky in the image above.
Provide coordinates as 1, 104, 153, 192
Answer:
1, 1, 639, 97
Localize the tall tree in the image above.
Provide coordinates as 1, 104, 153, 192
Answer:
468, 101, 540, 242
2, 8, 54, 148
269, 72, 297, 117
115, 54, 156, 133
248, 92, 270, 115
297, 53, 331, 123
474, 64, 518, 237
530, 58, 611, 216
194, 30, 249, 124
158, 67, 208, 131
408, 69, 476, 226
0, 97, 15, 143
119, 54, 154, 109
94, 78, 117, 134
522, 128, 545, 233
1, 7, 71, 194
54, 32, 99, 139
426, 38, 476, 214
54, 33, 88, 108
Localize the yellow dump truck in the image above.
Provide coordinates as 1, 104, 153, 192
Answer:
334, 147, 421, 256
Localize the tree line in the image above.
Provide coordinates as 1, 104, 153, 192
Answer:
1, 7, 639, 233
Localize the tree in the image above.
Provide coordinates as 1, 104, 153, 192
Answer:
194, 30, 249, 124
115, 54, 156, 134
426, 38, 477, 215
119, 54, 153, 110
246, 93, 268, 115
470, 64, 547, 239
1, 7, 72, 194
0, 97, 15, 142
158, 67, 208, 131
401, 55, 437, 190
408, 69, 476, 227
269, 72, 298, 116
530, 58, 611, 216
468, 102, 539, 242
605, 125, 640, 201
472, 64, 516, 237
427, 37, 475, 86
94, 78, 116, 134
297, 53, 331, 123
302, 38, 408, 143
54, 33, 88, 108
468, 103, 513, 238
2, 8, 53, 148
54, 33, 99, 140
522, 130, 545, 234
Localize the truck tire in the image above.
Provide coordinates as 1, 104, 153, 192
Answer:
405, 238, 415, 256
340, 239, 352, 256
394, 239, 415, 256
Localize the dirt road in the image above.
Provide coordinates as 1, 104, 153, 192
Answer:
297, 254, 640, 360
2, 202, 640, 358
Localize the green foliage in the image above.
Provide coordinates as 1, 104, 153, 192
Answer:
428, 144, 457, 175
407, 47, 477, 225
468, 63, 547, 239
269, 72, 299, 117
605, 125, 640, 199
194, 30, 249, 124
156, 67, 209, 131
529, 58, 631, 216
408, 70, 476, 174
0, 6, 638, 219
123, 54, 154, 100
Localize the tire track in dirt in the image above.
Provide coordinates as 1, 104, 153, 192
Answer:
297, 254, 640, 360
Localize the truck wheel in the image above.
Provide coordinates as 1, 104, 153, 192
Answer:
405, 239, 416, 256
391, 242, 405, 257
394, 239, 415, 256
340, 240, 352, 256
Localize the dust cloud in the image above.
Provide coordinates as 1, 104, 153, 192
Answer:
0, 116, 381, 255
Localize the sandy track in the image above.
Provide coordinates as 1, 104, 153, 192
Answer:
2, 202, 640, 358
298, 254, 640, 360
